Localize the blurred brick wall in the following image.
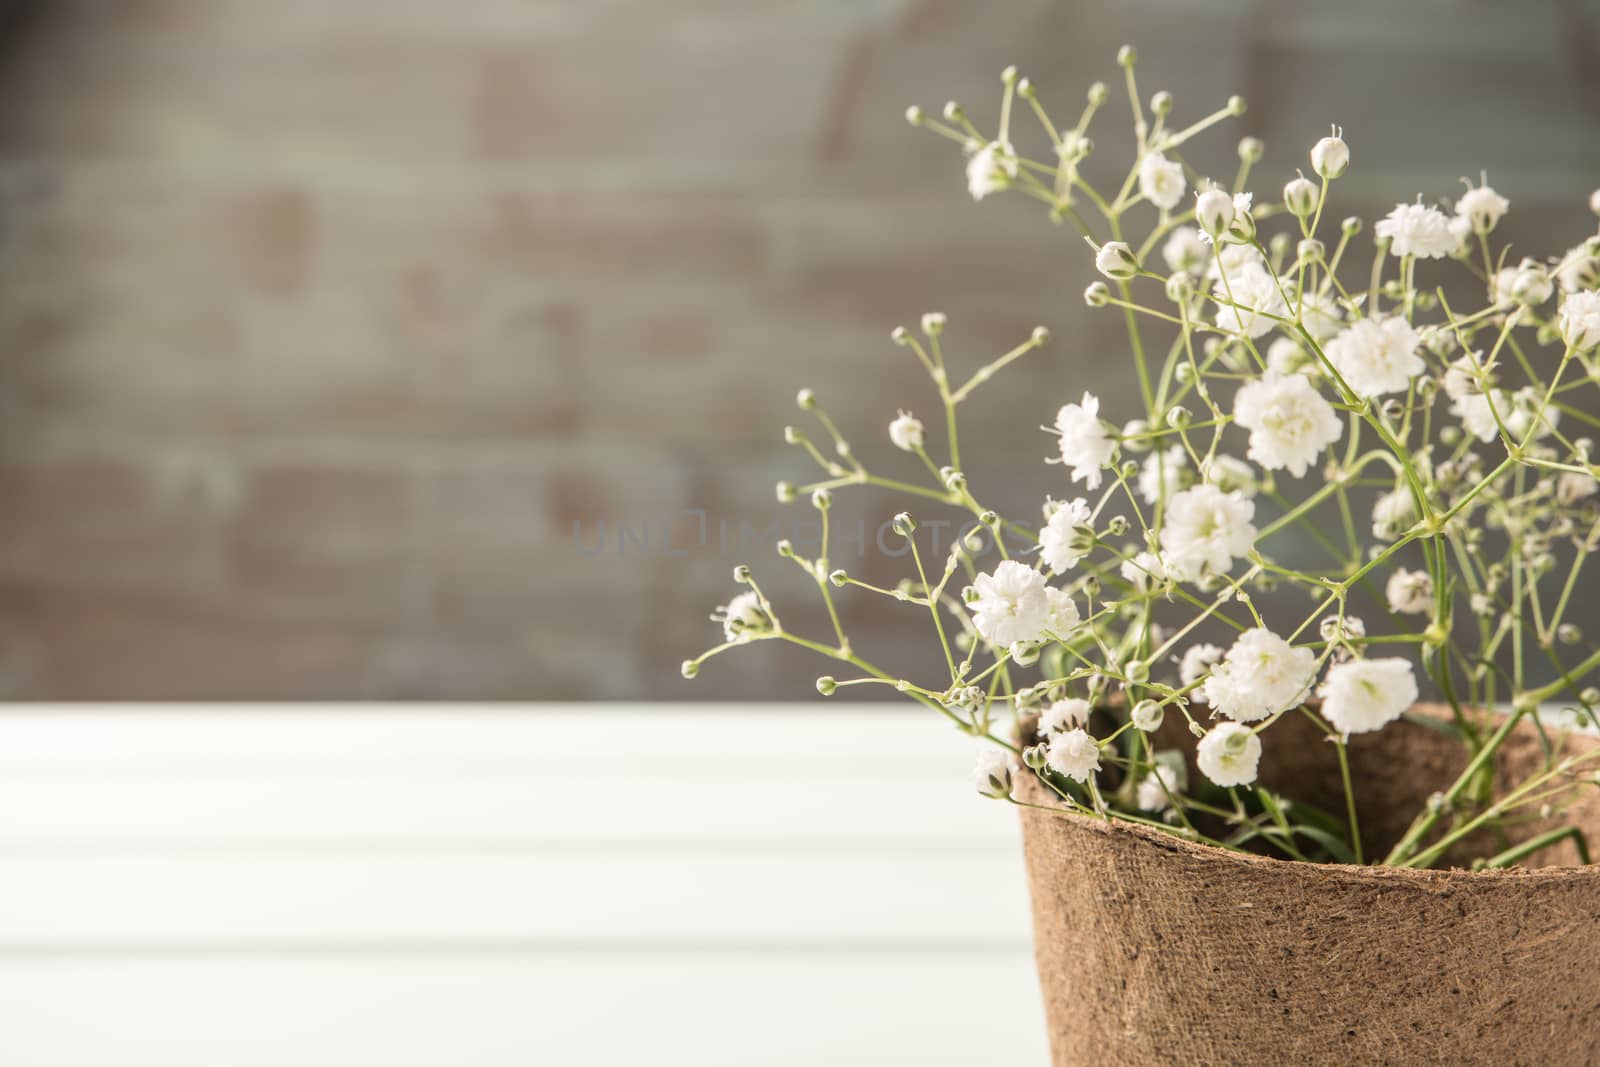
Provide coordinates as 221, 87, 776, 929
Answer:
0, 1, 1595, 699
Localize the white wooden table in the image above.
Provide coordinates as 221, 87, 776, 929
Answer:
0, 704, 1048, 1066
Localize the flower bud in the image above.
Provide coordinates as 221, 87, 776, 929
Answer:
1341, 215, 1362, 236
733, 564, 752, 583
892, 511, 916, 536
776, 539, 795, 557
1187, 719, 1206, 739
1227, 96, 1247, 116
811, 488, 831, 510
890, 325, 910, 345
776, 480, 797, 503
1559, 623, 1582, 645
1084, 281, 1111, 307
1031, 325, 1050, 345
921, 311, 947, 335
1106, 515, 1130, 536
1195, 187, 1235, 236
681, 660, 699, 679
815, 676, 837, 696
1023, 744, 1049, 771
1000, 64, 1018, 85
1010, 641, 1041, 667
1087, 82, 1108, 106
1117, 45, 1136, 68
1094, 240, 1141, 280
1582, 687, 1600, 706
1591, 189, 1600, 216
1283, 176, 1318, 218
1131, 699, 1164, 732
904, 105, 924, 126
1165, 271, 1194, 303
941, 467, 966, 492
796, 387, 816, 410
1296, 238, 1324, 262
828, 569, 848, 587
1166, 405, 1192, 429
783, 425, 801, 445
1125, 659, 1150, 684
942, 100, 963, 122
1150, 90, 1173, 116
1311, 131, 1349, 179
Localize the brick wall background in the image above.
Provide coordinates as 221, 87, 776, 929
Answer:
0, 1, 1595, 699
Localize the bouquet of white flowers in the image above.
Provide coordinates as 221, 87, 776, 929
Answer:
683, 47, 1600, 874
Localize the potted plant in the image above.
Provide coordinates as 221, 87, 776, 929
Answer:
683, 46, 1600, 1064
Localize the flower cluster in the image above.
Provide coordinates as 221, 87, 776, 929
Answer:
686, 53, 1600, 870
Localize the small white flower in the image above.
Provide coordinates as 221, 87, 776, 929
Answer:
1179, 643, 1224, 687
1558, 290, 1600, 351
1139, 152, 1187, 211
967, 561, 1048, 646
1320, 658, 1418, 735
1325, 316, 1424, 398
888, 410, 924, 451
1136, 756, 1188, 812
1386, 568, 1433, 615
1452, 389, 1506, 443
1372, 486, 1419, 539
1375, 202, 1458, 259
1201, 454, 1260, 498
1232, 373, 1343, 478
1556, 242, 1600, 293
1040, 698, 1092, 734
1557, 471, 1598, 505
1131, 699, 1165, 731
1044, 728, 1101, 783
1201, 628, 1316, 722
1138, 445, 1190, 505
1159, 484, 1258, 581
1039, 497, 1094, 573
1120, 550, 1168, 592
1508, 260, 1554, 306
972, 749, 1017, 799
1310, 132, 1349, 179
1213, 264, 1288, 340
1195, 185, 1236, 236
1283, 176, 1318, 218
716, 591, 770, 643
1162, 226, 1208, 274
1043, 587, 1081, 637
966, 140, 1018, 201
1455, 180, 1509, 234
1196, 722, 1263, 788
1094, 240, 1140, 280
1054, 392, 1115, 490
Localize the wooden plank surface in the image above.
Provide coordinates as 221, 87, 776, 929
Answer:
0, 704, 1049, 1065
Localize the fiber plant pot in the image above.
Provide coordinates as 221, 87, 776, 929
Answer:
1015, 704, 1600, 1066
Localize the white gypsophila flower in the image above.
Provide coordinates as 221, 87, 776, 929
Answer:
1557, 242, 1600, 293
1138, 445, 1190, 505
1195, 185, 1235, 236
1179, 642, 1224, 687
1120, 550, 1168, 592
966, 140, 1018, 201
1139, 151, 1186, 211
1232, 372, 1343, 478
972, 748, 1017, 799
967, 560, 1049, 647
1044, 727, 1101, 783
1200, 628, 1316, 722
1196, 722, 1263, 788
1040, 697, 1092, 734
1375, 202, 1458, 259
1213, 264, 1288, 340
1163, 225, 1207, 274
1267, 336, 1308, 375
1310, 132, 1349, 179
1319, 657, 1418, 735
716, 591, 770, 643
1043, 587, 1081, 637
1298, 290, 1345, 343
1136, 756, 1188, 812
1325, 316, 1424, 398
1386, 568, 1433, 615
1201, 454, 1259, 498
1372, 487, 1419, 539
1455, 180, 1509, 234
1054, 392, 1115, 490
1558, 471, 1599, 505
1558, 290, 1600, 351
1505, 387, 1560, 443
1094, 240, 1140, 280
1206, 242, 1267, 283
1510, 261, 1554, 306
1452, 390, 1506, 443
1159, 484, 1258, 581
1039, 497, 1093, 572
888, 410, 924, 451
1447, 214, 1472, 253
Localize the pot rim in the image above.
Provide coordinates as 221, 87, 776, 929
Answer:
1016, 702, 1600, 885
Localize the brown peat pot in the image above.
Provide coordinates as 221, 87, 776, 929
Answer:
1015, 704, 1600, 1066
